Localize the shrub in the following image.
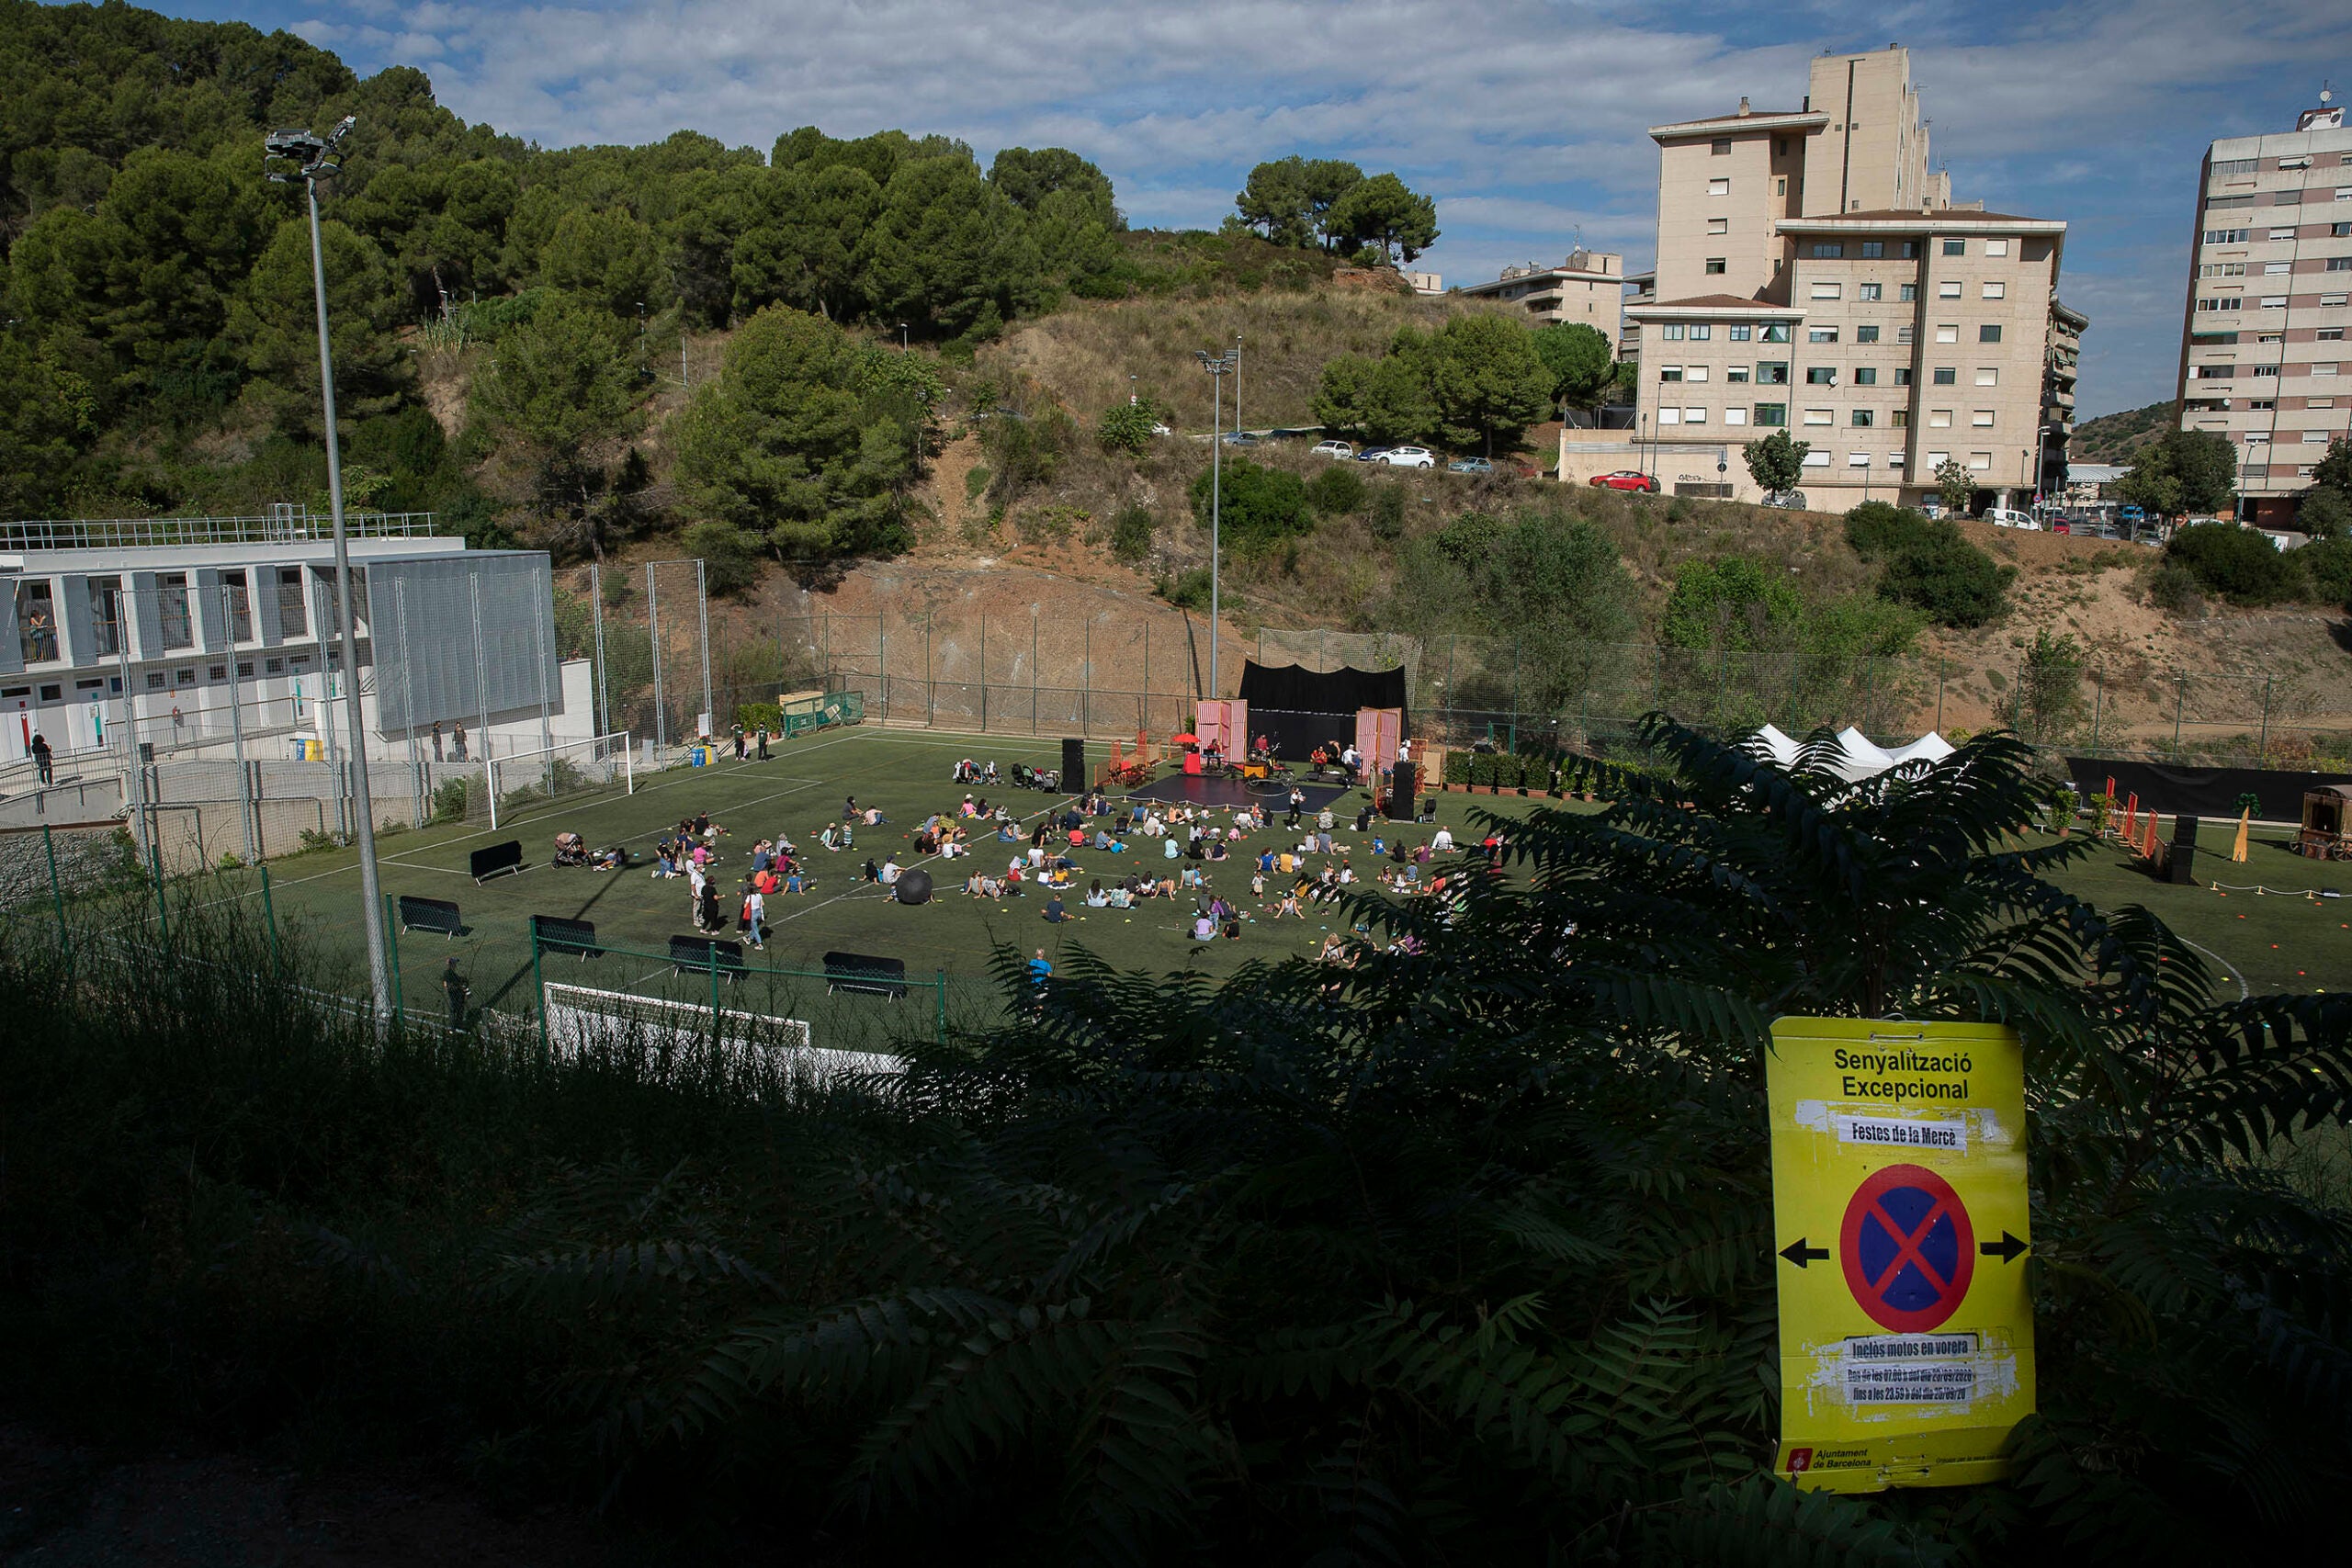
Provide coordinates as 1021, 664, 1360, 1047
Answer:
1468, 751, 1496, 787
2298, 535, 2352, 609
2165, 523, 2301, 605
2146, 562, 2207, 615
1367, 483, 1407, 541
1442, 747, 1471, 785
1877, 531, 2014, 627
1305, 461, 1366, 516
1154, 567, 1212, 609
1013, 504, 1087, 546
1108, 505, 1156, 564
681, 519, 766, 596
1188, 458, 1315, 556
1097, 400, 1168, 457
2298, 484, 2352, 542
1843, 500, 1934, 560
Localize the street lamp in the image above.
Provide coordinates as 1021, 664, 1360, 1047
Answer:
1197, 347, 1238, 699
899, 321, 909, 351
266, 116, 390, 1022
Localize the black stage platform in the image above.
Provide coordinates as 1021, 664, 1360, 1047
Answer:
1124, 773, 1354, 811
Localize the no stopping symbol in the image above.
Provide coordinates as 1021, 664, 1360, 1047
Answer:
1839, 1163, 1974, 1333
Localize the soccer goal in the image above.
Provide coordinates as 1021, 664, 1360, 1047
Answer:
469, 731, 635, 829
539, 981, 903, 1088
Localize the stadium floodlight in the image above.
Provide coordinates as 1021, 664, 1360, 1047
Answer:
265, 115, 390, 1023
1196, 348, 1238, 701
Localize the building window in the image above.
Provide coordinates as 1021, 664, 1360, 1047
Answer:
1760, 323, 1792, 343
1982, 280, 2006, 299
1660, 323, 1685, 341
1803, 450, 1832, 468
1894, 367, 1913, 386
2318, 363, 2342, 377
2306, 430, 2332, 442
207, 664, 226, 682
1860, 241, 1884, 258
2211, 157, 2257, 176
1705, 257, 1727, 274
1891, 410, 1910, 428
1776, 175, 1787, 196
1805, 366, 1837, 383
1933, 367, 1957, 385
1849, 451, 1872, 466
1812, 243, 1845, 258
1854, 367, 1878, 386
1984, 239, 2010, 257
1972, 410, 1996, 427
2264, 260, 2292, 275
1979, 324, 2003, 343
1657, 408, 1679, 425
1852, 409, 1875, 427
1929, 409, 1954, 428
1757, 361, 1790, 384
1889, 451, 1907, 467
2324, 293, 2351, 307
1899, 283, 1918, 301
145, 671, 165, 690
159, 573, 192, 650
2327, 257, 2352, 271
2268, 228, 2295, 241
2200, 262, 2246, 277
1727, 366, 1751, 383
2321, 328, 2346, 341
1803, 408, 1833, 425
1689, 323, 1712, 340
1936, 324, 1959, 343
235, 662, 254, 678
1975, 367, 1999, 386
1659, 366, 1683, 381
1939, 280, 1963, 299
1755, 403, 1787, 426
1858, 283, 1882, 301
2197, 298, 2244, 311
1809, 327, 1839, 343
1708, 217, 1729, 234
1708, 177, 1730, 196
1857, 325, 1881, 343
1896, 325, 1916, 344
1811, 282, 1842, 299
2260, 296, 2288, 309
1683, 406, 1708, 423
1928, 451, 1951, 468
2245, 432, 2270, 445
1711, 137, 1732, 155
1687, 366, 1710, 382
1728, 323, 1752, 341
2204, 228, 2251, 243
1942, 238, 1965, 255
1968, 452, 1992, 470
1724, 407, 1749, 425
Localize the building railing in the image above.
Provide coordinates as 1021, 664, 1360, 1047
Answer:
1, 512, 438, 551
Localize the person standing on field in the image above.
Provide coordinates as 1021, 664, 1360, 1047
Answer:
431, 720, 444, 761
452, 721, 469, 762
442, 956, 469, 1032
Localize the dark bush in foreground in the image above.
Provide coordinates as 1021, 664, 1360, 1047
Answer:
3, 721, 2346, 1562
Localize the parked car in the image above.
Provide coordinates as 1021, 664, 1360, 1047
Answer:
1506, 458, 1545, 479
1310, 439, 1354, 459
1589, 469, 1661, 493
1918, 500, 1947, 520
1448, 457, 1492, 475
1354, 446, 1392, 463
1759, 490, 1807, 510
1379, 446, 1437, 468
1220, 430, 1262, 446
1984, 508, 2040, 529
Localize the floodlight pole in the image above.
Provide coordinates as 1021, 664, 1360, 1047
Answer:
1198, 348, 1238, 699
271, 116, 389, 1021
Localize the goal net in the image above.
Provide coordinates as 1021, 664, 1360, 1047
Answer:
468, 731, 634, 828
540, 982, 902, 1089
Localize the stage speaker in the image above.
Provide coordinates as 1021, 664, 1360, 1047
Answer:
2167, 843, 2197, 885
2173, 814, 2200, 848
1386, 762, 1418, 820
1061, 737, 1086, 784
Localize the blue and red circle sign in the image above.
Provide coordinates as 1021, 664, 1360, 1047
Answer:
1839, 1163, 1974, 1332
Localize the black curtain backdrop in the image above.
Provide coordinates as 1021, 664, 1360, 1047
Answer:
2064, 757, 2352, 822
1237, 662, 1409, 761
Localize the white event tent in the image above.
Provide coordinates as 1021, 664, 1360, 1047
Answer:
1750, 725, 1955, 784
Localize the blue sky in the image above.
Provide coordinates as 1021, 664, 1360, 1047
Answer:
135, 0, 2352, 418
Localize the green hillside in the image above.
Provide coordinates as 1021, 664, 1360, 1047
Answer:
2071, 399, 2174, 465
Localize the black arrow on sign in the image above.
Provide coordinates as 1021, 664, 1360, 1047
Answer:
1979, 1232, 2029, 1263
1779, 1237, 1830, 1268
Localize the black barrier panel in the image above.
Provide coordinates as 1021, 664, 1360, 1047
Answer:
398, 895, 464, 936
1238, 661, 1408, 760
2065, 758, 2352, 823
668, 934, 747, 979
824, 950, 910, 1000
470, 840, 525, 883
531, 914, 604, 959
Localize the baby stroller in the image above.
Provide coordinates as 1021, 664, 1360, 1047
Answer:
1010, 761, 1040, 790
552, 831, 589, 867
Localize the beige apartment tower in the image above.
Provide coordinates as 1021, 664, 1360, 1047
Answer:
1591, 44, 2080, 511
2172, 101, 2352, 528
1456, 250, 1628, 353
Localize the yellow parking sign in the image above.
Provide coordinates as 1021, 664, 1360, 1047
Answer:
1766, 1017, 2033, 1492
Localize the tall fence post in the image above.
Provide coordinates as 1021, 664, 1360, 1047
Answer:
1032, 611, 1039, 737
696, 558, 713, 736
260, 863, 280, 975
533, 925, 549, 1055
925, 616, 935, 728
648, 561, 666, 754
382, 892, 403, 1026
978, 606, 989, 732
1935, 656, 1946, 735
2173, 674, 2186, 750
590, 561, 611, 740
41, 823, 69, 960
936, 967, 947, 1047
2089, 668, 2103, 751
2258, 676, 2272, 765
707, 945, 723, 1046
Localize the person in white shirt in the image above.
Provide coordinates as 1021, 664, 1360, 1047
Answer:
1430, 826, 1453, 853
879, 857, 902, 886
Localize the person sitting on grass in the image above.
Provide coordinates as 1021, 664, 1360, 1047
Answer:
1180, 864, 1204, 890
1084, 880, 1108, 908
1044, 892, 1068, 924
1205, 838, 1228, 863
862, 807, 886, 826
879, 856, 902, 886
818, 824, 841, 852
1192, 911, 1216, 942
862, 856, 881, 884
785, 866, 808, 896
592, 845, 626, 871
651, 840, 680, 879
941, 837, 968, 861
1272, 888, 1304, 919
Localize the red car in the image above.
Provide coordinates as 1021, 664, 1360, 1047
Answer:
1589, 470, 1660, 493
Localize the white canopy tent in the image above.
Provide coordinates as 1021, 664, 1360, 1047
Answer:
1746, 725, 1953, 783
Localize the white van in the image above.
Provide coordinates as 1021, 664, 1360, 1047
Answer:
1983, 508, 2040, 530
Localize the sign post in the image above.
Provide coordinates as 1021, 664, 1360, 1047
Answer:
1767, 1018, 2032, 1492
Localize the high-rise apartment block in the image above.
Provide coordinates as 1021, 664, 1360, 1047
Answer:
1583, 46, 2082, 510
2173, 101, 2352, 527
1456, 250, 1628, 353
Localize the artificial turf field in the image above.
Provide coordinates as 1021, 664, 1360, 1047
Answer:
203, 722, 2350, 1031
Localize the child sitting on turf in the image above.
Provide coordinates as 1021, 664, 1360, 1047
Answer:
651, 841, 680, 879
